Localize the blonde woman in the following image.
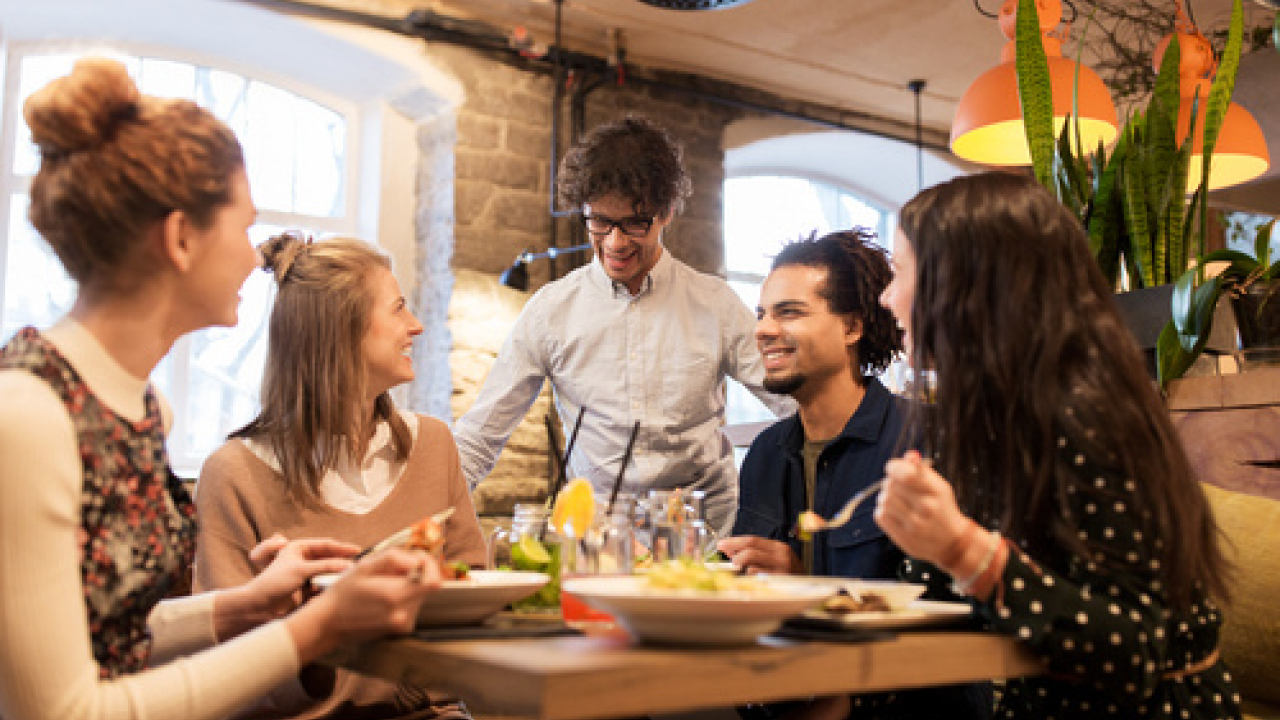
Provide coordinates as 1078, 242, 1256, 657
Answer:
195, 233, 486, 720
0, 58, 437, 720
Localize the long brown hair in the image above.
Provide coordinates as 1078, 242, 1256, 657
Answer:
897, 171, 1229, 608
233, 233, 411, 501
25, 57, 243, 291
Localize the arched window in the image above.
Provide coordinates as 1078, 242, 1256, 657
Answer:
721, 174, 893, 426
1, 49, 357, 475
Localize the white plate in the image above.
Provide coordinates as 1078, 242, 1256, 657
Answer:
801, 599, 972, 630
758, 576, 926, 611
314, 570, 549, 627
562, 575, 833, 645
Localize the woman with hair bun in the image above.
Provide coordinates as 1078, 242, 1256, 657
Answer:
194, 232, 486, 720
0, 58, 438, 720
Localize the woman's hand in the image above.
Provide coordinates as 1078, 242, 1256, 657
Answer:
874, 451, 976, 571
245, 535, 360, 619
285, 548, 441, 662
213, 535, 360, 641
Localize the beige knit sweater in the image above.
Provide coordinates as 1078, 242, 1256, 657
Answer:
193, 415, 487, 720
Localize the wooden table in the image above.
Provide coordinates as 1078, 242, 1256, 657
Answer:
328, 627, 1042, 720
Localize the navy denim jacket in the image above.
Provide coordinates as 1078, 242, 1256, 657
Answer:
731, 377, 906, 579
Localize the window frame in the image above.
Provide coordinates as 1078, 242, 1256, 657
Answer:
0, 41, 365, 477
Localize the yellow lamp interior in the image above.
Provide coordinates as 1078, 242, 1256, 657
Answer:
952, 116, 1119, 166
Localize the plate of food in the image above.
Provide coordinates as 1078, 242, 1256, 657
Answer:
314, 570, 550, 626
800, 598, 973, 630
563, 561, 833, 645
757, 577, 926, 612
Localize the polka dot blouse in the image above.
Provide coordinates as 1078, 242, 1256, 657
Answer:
903, 426, 1241, 720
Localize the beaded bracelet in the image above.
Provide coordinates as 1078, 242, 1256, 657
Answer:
950, 529, 1001, 596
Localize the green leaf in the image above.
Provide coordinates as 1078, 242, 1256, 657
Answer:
1199, 0, 1246, 190
1157, 320, 1199, 384
1120, 130, 1154, 288
1255, 219, 1275, 270
1015, 0, 1055, 187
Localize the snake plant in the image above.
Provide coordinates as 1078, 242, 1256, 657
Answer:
1014, 0, 1250, 383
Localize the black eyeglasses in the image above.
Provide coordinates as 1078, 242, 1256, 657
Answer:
582, 213, 654, 238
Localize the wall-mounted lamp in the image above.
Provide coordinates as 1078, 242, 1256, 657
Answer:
499, 243, 594, 291
1154, 1, 1270, 190
951, 0, 1119, 165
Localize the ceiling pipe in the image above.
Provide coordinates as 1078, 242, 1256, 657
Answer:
232, 0, 952, 154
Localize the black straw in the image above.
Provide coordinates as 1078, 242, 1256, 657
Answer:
607, 421, 641, 517
543, 415, 565, 485
546, 406, 586, 506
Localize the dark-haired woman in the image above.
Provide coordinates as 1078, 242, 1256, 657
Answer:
195, 233, 486, 720
876, 171, 1240, 720
0, 58, 437, 720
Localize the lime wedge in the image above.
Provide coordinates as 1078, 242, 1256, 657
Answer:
512, 534, 551, 568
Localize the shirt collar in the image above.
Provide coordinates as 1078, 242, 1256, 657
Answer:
588, 245, 671, 300
776, 377, 895, 451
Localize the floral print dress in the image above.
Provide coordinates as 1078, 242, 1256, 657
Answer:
903, 413, 1241, 720
0, 328, 197, 678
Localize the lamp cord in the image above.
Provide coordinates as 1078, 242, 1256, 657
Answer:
973, 0, 1078, 24
908, 79, 926, 192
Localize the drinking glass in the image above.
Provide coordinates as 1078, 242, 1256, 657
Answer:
561, 500, 635, 626
490, 503, 561, 611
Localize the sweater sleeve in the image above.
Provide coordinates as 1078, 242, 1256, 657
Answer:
0, 370, 301, 720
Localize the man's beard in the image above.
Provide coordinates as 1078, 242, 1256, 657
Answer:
764, 373, 804, 396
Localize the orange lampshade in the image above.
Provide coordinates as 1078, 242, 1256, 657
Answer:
950, 0, 1119, 166
1177, 97, 1270, 191
951, 53, 1119, 165
1155, 26, 1270, 191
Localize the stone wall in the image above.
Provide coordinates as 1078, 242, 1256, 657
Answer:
431, 43, 743, 516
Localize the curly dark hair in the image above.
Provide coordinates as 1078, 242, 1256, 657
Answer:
556, 115, 692, 217
771, 228, 903, 382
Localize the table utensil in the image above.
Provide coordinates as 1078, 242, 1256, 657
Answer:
359, 506, 455, 559
797, 480, 884, 535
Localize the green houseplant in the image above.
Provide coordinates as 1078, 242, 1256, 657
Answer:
1013, 0, 1249, 383
1159, 219, 1280, 379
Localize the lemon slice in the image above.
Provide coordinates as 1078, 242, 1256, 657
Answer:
512, 534, 551, 568
551, 477, 596, 536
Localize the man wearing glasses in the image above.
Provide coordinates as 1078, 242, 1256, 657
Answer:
454, 115, 792, 534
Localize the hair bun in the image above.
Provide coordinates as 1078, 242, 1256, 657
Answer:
23, 58, 142, 160
260, 232, 312, 284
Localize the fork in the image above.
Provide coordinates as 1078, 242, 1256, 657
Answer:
798, 480, 885, 535
358, 507, 456, 559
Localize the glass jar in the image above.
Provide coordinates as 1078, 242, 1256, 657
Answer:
561, 499, 635, 626
490, 503, 561, 611
681, 490, 718, 562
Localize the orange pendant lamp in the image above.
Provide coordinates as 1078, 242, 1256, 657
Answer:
951, 0, 1119, 165
1153, 2, 1270, 191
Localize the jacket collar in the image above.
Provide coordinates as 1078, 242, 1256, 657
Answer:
775, 376, 895, 452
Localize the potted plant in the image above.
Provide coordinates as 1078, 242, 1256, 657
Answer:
1013, 0, 1249, 381
1158, 218, 1280, 379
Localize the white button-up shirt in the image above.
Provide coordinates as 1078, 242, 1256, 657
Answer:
454, 249, 793, 534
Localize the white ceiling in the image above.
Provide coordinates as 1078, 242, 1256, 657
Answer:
431, 0, 1270, 140
430, 0, 1280, 209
